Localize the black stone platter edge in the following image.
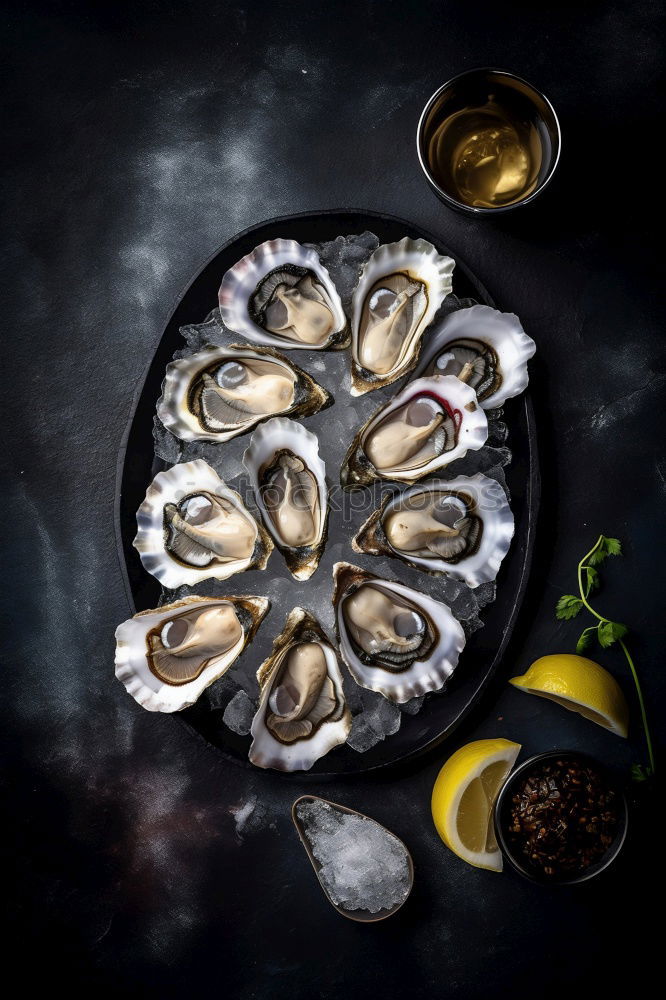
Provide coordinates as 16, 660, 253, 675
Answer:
113, 209, 540, 777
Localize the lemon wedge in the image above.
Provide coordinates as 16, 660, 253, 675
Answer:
431, 738, 521, 871
509, 654, 629, 738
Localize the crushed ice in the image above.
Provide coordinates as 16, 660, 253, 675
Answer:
297, 799, 411, 914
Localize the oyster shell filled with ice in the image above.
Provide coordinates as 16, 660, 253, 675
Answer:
353, 473, 514, 587
115, 595, 269, 712
243, 417, 328, 580
218, 238, 347, 351
350, 237, 454, 395
157, 344, 330, 443
249, 608, 352, 771
340, 374, 488, 487
332, 562, 466, 703
411, 304, 536, 409
133, 459, 273, 588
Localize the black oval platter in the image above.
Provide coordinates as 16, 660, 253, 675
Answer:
114, 209, 540, 776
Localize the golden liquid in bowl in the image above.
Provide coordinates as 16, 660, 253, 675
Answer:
427, 96, 543, 209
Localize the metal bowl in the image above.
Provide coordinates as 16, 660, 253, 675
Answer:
494, 750, 629, 885
417, 68, 561, 215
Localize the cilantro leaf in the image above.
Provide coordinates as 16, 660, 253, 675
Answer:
576, 629, 592, 653
631, 763, 652, 783
584, 565, 600, 596
589, 536, 623, 565
598, 620, 628, 648
603, 537, 622, 556
556, 595, 583, 620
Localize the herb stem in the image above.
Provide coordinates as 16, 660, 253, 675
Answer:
618, 638, 656, 777
576, 537, 607, 622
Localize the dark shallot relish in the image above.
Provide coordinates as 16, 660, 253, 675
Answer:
505, 758, 620, 880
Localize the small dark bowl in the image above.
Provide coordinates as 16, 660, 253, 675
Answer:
494, 750, 629, 885
417, 68, 561, 215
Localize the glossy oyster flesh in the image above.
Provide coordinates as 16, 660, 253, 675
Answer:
115, 595, 269, 712
249, 608, 351, 771
340, 375, 488, 486
350, 237, 454, 394
353, 473, 514, 586
133, 459, 273, 588
157, 344, 330, 443
332, 563, 465, 702
218, 238, 347, 351
411, 304, 536, 409
243, 417, 328, 579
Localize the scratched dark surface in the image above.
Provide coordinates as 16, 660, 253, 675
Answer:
2, 1, 664, 995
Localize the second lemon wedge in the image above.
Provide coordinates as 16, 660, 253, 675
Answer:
509, 654, 629, 738
431, 738, 521, 871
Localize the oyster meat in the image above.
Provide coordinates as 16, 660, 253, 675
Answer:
411, 304, 536, 409
218, 238, 347, 351
243, 417, 328, 580
350, 237, 454, 394
115, 595, 269, 712
157, 344, 330, 443
333, 563, 465, 702
341, 374, 488, 487
353, 473, 514, 586
133, 459, 273, 588
249, 608, 351, 771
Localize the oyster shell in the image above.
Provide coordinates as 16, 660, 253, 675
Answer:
249, 608, 352, 771
115, 595, 269, 712
218, 238, 347, 350
133, 459, 272, 588
353, 473, 514, 587
411, 304, 536, 409
350, 237, 454, 394
340, 374, 488, 487
243, 417, 328, 580
332, 563, 465, 703
157, 343, 330, 443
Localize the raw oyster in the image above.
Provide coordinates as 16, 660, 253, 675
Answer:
350, 237, 454, 394
340, 374, 488, 487
133, 459, 272, 588
115, 595, 269, 712
353, 473, 514, 587
411, 304, 536, 409
243, 417, 328, 580
157, 343, 330, 443
218, 238, 347, 350
332, 563, 465, 703
249, 608, 351, 771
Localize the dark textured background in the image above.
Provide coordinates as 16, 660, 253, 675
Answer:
2, 1, 664, 995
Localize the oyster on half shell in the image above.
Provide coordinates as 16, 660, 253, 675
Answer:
332, 563, 465, 703
115, 595, 269, 712
340, 374, 488, 487
243, 417, 328, 580
249, 608, 351, 771
157, 344, 330, 443
218, 238, 347, 351
133, 459, 272, 588
353, 473, 514, 587
350, 237, 454, 395
411, 304, 536, 409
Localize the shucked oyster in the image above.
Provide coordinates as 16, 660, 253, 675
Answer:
133, 459, 272, 588
353, 473, 514, 587
340, 374, 488, 487
333, 563, 465, 703
157, 344, 330, 443
411, 304, 536, 409
218, 238, 347, 351
249, 608, 351, 771
350, 237, 454, 395
243, 417, 328, 580
115, 595, 269, 712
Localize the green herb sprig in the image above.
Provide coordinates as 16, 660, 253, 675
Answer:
555, 535, 655, 782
